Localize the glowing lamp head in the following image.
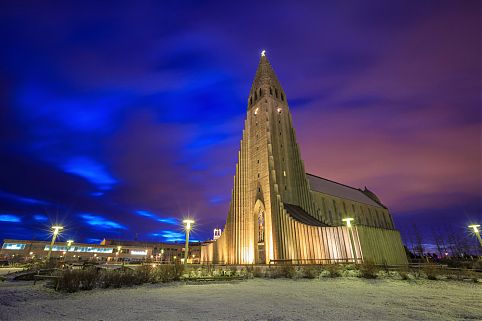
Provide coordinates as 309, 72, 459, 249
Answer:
468, 224, 480, 233
51, 225, 64, 234
67, 240, 74, 246
183, 219, 195, 231
342, 218, 355, 228
261, 50, 266, 57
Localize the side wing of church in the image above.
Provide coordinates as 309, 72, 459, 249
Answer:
201, 53, 407, 265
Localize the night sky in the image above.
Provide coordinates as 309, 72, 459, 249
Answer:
0, 1, 480, 247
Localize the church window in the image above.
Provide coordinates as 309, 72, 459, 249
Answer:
285, 185, 287, 190
270, 87, 272, 95
258, 187, 261, 192
257, 211, 265, 243
250, 97, 252, 105
275, 88, 278, 98
281, 93, 284, 101
255, 91, 257, 100
257, 173, 260, 178
257, 160, 259, 163
259, 88, 262, 96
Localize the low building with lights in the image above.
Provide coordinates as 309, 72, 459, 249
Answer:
201, 53, 408, 265
0, 239, 202, 263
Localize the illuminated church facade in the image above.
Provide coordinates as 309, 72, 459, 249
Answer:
201, 53, 407, 265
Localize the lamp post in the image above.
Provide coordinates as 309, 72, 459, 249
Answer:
468, 224, 482, 248
47, 225, 63, 260
66, 240, 74, 261
342, 218, 358, 264
182, 219, 194, 266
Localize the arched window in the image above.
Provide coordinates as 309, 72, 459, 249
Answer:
255, 91, 257, 100
257, 211, 265, 243
259, 88, 262, 96
270, 87, 273, 95
275, 88, 278, 98
250, 97, 252, 105
281, 93, 284, 101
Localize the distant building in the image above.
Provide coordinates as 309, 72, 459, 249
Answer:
1, 239, 202, 263
201, 53, 407, 265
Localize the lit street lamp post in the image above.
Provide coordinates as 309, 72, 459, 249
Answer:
182, 219, 194, 266
47, 225, 63, 260
468, 224, 482, 248
342, 218, 358, 264
66, 239, 74, 260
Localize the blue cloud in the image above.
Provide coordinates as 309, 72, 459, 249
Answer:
0, 190, 50, 206
80, 213, 126, 230
0, 214, 21, 223
135, 210, 178, 225
151, 230, 185, 242
63, 157, 117, 190
33, 214, 48, 222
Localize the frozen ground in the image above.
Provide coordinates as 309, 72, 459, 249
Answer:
0, 278, 480, 321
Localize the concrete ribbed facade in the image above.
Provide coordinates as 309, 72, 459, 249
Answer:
201, 54, 407, 265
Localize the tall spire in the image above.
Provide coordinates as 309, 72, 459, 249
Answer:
249, 50, 283, 97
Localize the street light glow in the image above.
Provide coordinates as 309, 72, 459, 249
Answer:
468, 224, 480, 233
52, 225, 63, 234
183, 219, 195, 231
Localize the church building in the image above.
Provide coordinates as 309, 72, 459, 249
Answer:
201, 52, 407, 265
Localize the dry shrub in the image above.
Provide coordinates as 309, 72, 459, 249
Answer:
359, 262, 378, 279
57, 268, 98, 292
324, 264, 341, 278
268, 265, 296, 278
302, 266, 321, 279
423, 265, 439, 280
149, 263, 184, 283
253, 267, 264, 277
399, 271, 410, 280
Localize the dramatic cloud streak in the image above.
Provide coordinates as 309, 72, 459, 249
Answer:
0, 1, 479, 244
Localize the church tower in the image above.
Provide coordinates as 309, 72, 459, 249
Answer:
202, 52, 408, 266
223, 52, 327, 264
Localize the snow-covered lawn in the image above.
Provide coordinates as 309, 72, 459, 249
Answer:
0, 278, 480, 321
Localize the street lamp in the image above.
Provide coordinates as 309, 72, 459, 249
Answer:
342, 218, 358, 263
66, 240, 74, 260
182, 219, 195, 266
468, 224, 482, 248
47, 225, 63, 260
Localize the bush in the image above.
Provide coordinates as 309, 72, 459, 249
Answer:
253, 267, 264, 277
423, 265, 439, 280
324, 265, 341, 278
302, 266, 321, 279
56, 268, 98, 292
149, 263, 184, 283
399, 271, 410, 280
267, 265, 296, 278
358, 262, 378, 279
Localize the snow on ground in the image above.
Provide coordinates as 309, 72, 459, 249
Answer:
0, 267, 24, 276
0, 278, 480, 321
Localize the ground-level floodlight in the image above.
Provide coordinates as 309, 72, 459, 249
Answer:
183, 219, 195, 265
342, 218, 355, 228
47, 225, 63, 260
342, 218, 357, 263
468, 224, 482, 248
